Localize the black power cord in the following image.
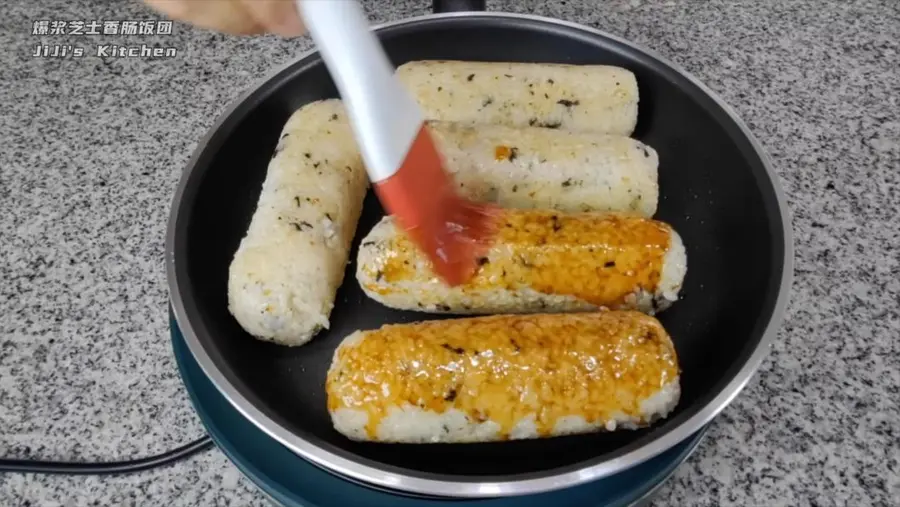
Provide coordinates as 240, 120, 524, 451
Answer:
0, 436, 214, 475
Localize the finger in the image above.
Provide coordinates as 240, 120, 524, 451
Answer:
237, 0, 306, 37
143, 0, 266, 35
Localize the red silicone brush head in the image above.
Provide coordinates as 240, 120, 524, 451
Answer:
373, 124, 500, 286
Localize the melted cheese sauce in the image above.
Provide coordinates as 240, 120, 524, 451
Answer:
326, 312, 679, 439
364, 210, 671, 306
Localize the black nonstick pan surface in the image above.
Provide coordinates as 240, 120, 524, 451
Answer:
166, 1, 792, 499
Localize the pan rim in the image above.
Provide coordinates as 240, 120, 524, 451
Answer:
166, 11, 794, 499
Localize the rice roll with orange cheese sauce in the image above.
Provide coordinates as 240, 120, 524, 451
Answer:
356, 210, 686, 316
327, 311, 681, 443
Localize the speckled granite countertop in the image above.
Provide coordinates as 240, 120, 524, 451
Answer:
1, 0, 898, 505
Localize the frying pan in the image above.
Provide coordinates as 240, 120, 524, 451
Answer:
166, 0, 793, 499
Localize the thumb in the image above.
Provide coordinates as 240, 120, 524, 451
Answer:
143, 0, 267, 35
238, 0, 307, 38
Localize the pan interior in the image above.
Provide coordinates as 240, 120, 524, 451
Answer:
174, 16, 784, 481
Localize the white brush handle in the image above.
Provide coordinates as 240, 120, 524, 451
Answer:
297, 0, 423, 183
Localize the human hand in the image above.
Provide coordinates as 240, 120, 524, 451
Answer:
143, 0, 306, 37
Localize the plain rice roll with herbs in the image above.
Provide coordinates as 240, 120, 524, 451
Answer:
397, 60, 639, 135
357, 210, 686, 316
326, 311, 681, 443
227, 99, 368, 346
428, 120, 659, 216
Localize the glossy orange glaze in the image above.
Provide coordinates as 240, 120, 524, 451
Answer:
494, 145, 514, 161
363, 210, 672, 307
326, 312, 679, 439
